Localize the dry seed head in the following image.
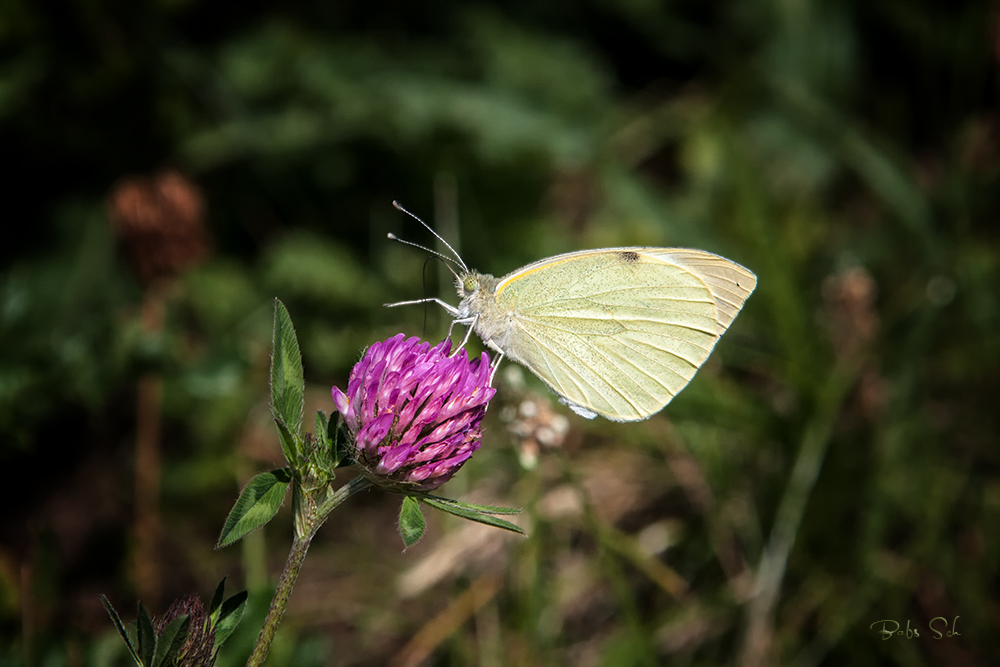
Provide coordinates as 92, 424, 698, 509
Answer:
107, 170, 208, 285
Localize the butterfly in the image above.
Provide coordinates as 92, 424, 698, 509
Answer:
387, 203, 756, 422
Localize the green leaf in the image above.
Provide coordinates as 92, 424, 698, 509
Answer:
271, 298, 304, 462
126, 622, 139, 662
100, 596, 143, 666
421, 497, 525, 535
208, 578, 227, 621
137, 604, 156, 667
422, 495, 522, 515
151, 615, 190, 667
398, 496, 426, 549
213, 590, 248, 648
216, 469, 292, 549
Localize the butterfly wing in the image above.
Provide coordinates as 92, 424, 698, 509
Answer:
490, 248, 756, 421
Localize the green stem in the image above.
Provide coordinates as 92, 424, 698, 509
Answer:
245, 475, 371, 667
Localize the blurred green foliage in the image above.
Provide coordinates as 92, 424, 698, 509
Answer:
1, 0, 999, 665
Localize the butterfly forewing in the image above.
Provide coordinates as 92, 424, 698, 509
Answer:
491, 248, 742, 421
656, 249, 757, 333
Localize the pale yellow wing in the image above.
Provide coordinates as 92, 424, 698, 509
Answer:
492, 248, 756, 421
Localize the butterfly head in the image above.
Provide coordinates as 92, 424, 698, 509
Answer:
455, 270, 501, 321
456, 270, 496, 299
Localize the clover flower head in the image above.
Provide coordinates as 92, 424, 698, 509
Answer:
331, 334, 495, 491
153, 594, 216, 667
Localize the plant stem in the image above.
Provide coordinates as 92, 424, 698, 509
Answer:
245, 475, 372, 667
135, 285, 166, 608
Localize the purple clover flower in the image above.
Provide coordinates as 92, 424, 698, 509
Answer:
331, 334, 496, 492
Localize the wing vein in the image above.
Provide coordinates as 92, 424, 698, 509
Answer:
516, 315, 717, 353
610, 335, 698, 386
516, 324, 621, 412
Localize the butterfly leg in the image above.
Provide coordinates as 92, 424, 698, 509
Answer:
446, 317, 461, 340
455, 315, 477, 349
447, 315, 478, 357
489, 351, 505, 384
480, 350, 504, 414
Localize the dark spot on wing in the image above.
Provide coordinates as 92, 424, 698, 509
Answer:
619, 251, 640, 263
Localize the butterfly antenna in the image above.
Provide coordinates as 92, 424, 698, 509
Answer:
392, 200, 469, 272
386, 233, 460, 281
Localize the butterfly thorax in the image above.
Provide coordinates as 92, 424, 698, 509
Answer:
456, 270, 515, 354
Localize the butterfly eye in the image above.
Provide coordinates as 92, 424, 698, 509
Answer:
463, 275, 477, 294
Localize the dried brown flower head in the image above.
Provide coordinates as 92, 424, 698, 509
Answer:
107, 170, 208, 285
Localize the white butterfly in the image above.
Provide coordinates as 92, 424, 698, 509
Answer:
388, 203, 756, 422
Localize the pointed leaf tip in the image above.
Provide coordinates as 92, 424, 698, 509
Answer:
137, 603, 155, 667
101, 596, 142, 665
209, 578, 226, 619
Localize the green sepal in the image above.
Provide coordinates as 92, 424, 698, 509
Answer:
330, 413, 353, 468
216, 468, 292, 549
270, 299, 304, 464
311, 411, 334, 473
398, 496, 427, 549
100, 596, 143, 666
137, 603, 156, 667
314, 410, 331, 451
151, 614, 189, 667
420, 496, 525, 535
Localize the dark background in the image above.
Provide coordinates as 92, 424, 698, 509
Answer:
1, 0, 998, 665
